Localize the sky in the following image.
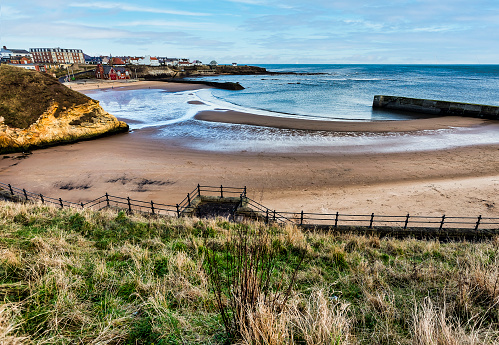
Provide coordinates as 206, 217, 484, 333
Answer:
1, 0, 498, 64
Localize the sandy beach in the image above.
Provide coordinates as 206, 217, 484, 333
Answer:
1, 80, 497, 218
66, 79, 210, 93
195, 109, 490, 132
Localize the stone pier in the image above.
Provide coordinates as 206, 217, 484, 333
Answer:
373, 95, 499, 120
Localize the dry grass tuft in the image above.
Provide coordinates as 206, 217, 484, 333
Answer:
0, 303, 29, 344
412, 297, 499, 345
291, 289, 353, 345
238, 289, 353, 345
280, 223, 308, 249
239, 294, 290, 345
0, 248, 21, 268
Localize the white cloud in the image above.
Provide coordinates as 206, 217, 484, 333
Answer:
225, 0, 265, 4
113, 20, 230, 31
411, 25, 464, 33
69, 2, 210, 16
1, 5, 30, 19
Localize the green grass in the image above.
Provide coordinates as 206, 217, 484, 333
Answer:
0, 201, 498, 344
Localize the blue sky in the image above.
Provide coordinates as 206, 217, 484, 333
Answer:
1, 0, 498, 64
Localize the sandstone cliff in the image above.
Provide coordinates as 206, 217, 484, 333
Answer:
0, 65, 128, 153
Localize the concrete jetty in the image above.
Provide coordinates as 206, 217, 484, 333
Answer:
373, 95, 499, 120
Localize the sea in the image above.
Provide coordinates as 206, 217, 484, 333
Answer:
88, 64, 499, 153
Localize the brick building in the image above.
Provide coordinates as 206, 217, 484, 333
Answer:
95, 64, 130, 80
29, 48, 85, 64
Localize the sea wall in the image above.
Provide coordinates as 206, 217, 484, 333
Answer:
373, 95, 499, 120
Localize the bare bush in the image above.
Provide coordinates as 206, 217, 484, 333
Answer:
205, 227, 306, 340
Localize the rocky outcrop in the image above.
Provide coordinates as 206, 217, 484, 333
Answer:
135, 65, 268, 78
0, 65, 128, 153
0, 100, 128, 153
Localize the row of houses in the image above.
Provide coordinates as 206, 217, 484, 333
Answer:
1, 45, 239, 82
1, 45, 227, 69
0, 47, 57, 72
89, 56, 211, 67
1, 46, 211, 67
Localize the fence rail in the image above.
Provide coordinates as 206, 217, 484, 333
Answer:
1, 182, 498, 232
247, 205, 499, 231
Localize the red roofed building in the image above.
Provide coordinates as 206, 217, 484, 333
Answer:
110, 57, 126, 66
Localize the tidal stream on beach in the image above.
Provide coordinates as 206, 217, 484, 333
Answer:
86, 64, 499, 153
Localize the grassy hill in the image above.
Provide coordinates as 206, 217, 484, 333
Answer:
0, 201, 498, 344
0, 65, 91, 129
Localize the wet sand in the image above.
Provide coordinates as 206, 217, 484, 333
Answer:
195, 110, 489, 132
0, 80, 497, 218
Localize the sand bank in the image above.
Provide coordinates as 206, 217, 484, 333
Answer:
195, 109, 489, 132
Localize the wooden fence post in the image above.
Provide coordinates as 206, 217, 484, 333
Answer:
439, 215, 446, 231
23, 189, 28, 201
176, 204, 180, 218
8, 184, 14, 196
59, 198, 63, 208
197, 184, 201, 196
220, 185, 224, 198
127, 197, 132, 213
265, 209, 269, 223
300, 210, 304, 226
273, 210, 276, 222
475, 215, 482, 231
105, 193, 110, 207
244, 186, 247, 197
39, 194, 44, 204
334, 212, 339, 228
151, 201, 155, 215
404, 214, 410, 230
187, 193, 191, 206
369, 213, 375, 229
81, 202, 84, 208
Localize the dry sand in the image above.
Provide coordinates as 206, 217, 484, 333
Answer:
1, 80, 497, 219
65, 80, 210, 93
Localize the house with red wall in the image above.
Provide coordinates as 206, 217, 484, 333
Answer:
9, 56, 33, 64
95, 64, 130, 80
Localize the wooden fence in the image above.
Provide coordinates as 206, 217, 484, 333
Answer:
1, 182, 498, 231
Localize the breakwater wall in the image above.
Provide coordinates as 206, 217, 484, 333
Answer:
373, 95, 499, 120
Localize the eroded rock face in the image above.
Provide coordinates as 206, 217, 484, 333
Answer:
0, 100, 128, 153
